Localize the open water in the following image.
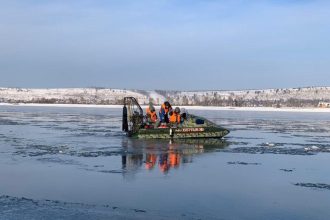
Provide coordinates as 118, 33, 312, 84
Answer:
0, 106, 330, 220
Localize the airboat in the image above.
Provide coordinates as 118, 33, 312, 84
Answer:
122, 97, 229, 139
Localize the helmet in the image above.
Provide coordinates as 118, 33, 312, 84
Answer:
180, 108, 187, 119
164, 101, 170, 107
181, 108, 187, 114
175, 107, 180, 113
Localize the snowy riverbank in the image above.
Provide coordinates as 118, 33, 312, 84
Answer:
1, 103, 330, 113
1, 87, 330, 107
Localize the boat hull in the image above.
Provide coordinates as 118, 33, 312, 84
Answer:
132, 126, 230, 139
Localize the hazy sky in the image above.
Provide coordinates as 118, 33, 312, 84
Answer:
1, 0, 329, 90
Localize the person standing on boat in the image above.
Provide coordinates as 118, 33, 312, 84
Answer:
159, 101, 172, 123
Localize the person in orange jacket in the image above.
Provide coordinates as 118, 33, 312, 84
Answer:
146, 104, 158, 123
169, 107, 181, 124
159, 101, 172, 123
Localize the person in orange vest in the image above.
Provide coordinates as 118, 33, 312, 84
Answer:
169, 107, 181, 124
159, 101, 172, 123
146, 104, 158, 123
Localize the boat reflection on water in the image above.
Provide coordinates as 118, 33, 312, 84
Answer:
121, 138, 229, 176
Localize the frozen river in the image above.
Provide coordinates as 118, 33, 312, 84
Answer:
1, 106, 330, 220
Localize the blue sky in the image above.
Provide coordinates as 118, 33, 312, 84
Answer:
0, 0, 329, 90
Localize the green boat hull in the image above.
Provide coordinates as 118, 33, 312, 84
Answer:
132, 126, 230, 139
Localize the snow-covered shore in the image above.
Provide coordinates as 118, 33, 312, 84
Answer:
1, 87, 330, 107
1, 103, 330, 113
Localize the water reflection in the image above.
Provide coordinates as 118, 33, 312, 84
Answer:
121, 139, 228, 175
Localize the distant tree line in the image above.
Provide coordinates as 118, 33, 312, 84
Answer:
2, 88, 330, 108
1, 97, 327, 107
170, 97, 328, 108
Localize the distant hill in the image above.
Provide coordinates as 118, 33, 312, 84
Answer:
1, 87, 330, 107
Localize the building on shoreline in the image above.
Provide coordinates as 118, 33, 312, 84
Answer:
318, 102, 330, 108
